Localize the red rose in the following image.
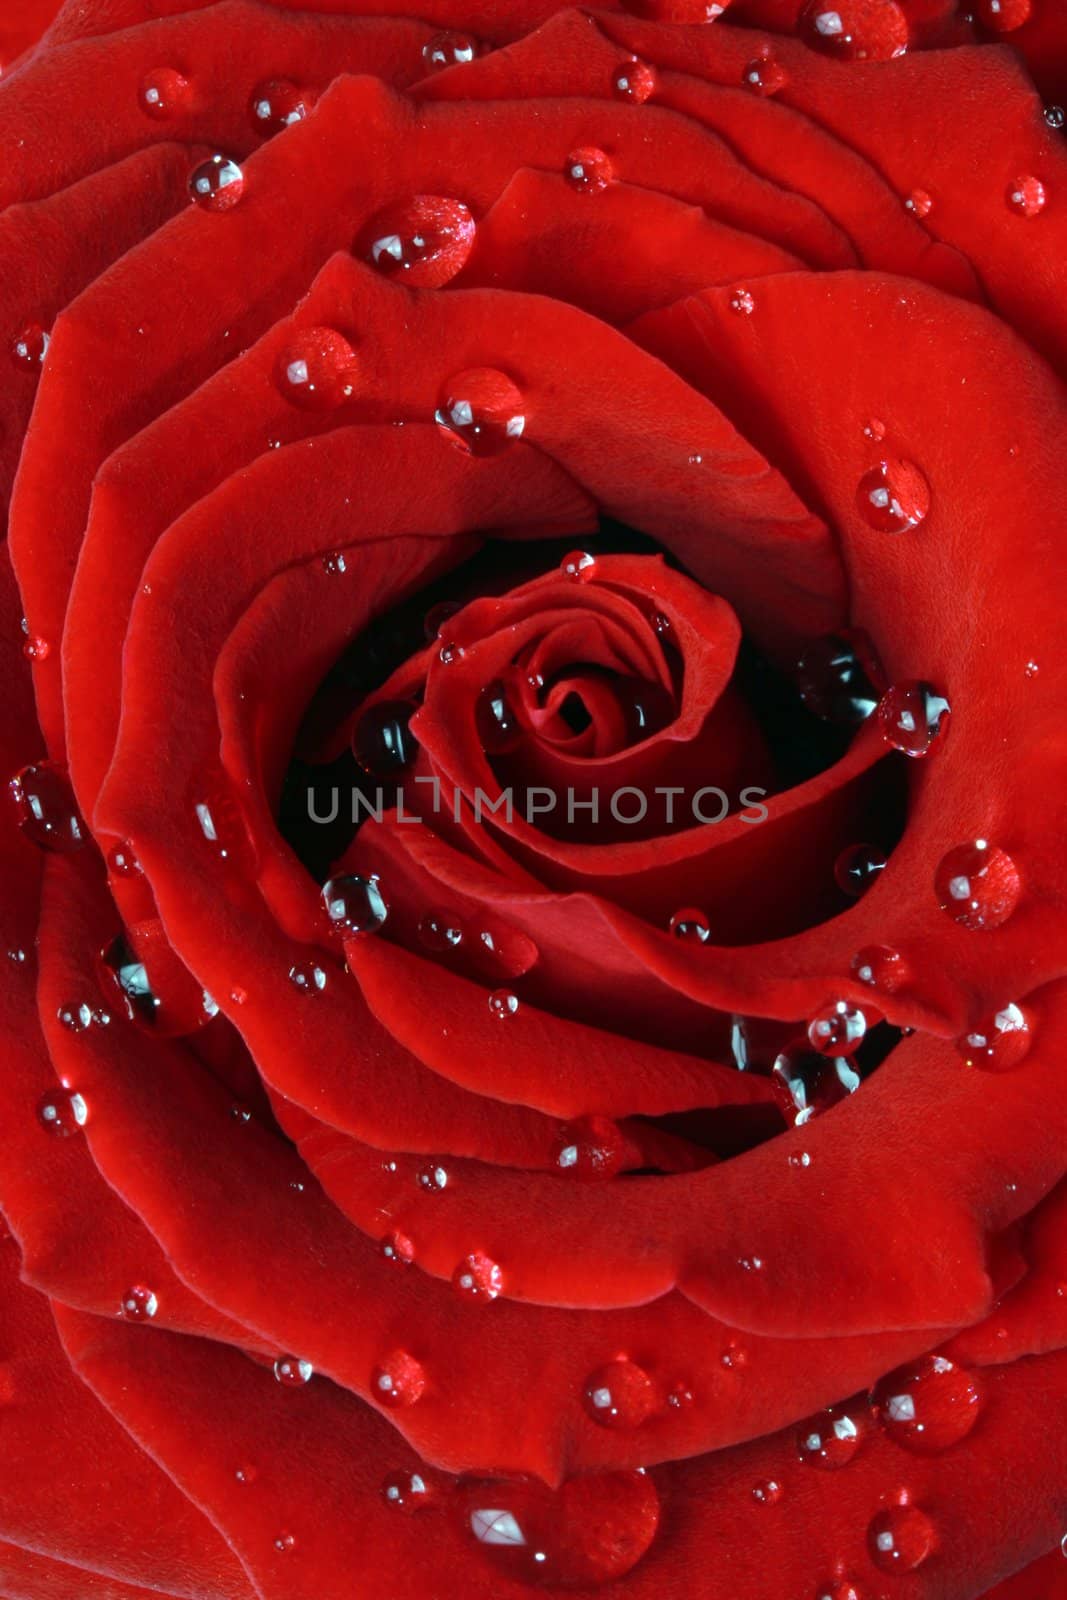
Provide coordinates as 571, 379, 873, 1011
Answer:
2, 3, 1067, 1598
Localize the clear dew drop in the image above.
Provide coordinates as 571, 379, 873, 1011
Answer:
1044, 105, 1066, 131
57, 1001, 109, 1033
935, 839, 1021, 931
249, 79, 316, 135
11, 324, 49, 369
796, 1402, 864, 1468
435, 368, 525, 456
904, 188, 934, 218
452, 1251, 505, 1302
8, 762, 84, 852
581, 1357, 656, 1430
418, 910, 465, 953
871, 1354, 983, 1453
795, 630, 881, 723
564, 147, 614, 195
359, 196, 476, 288
380, 1230, 416, 1266
488, 989, 519, 1019
1006, 174, 1047, 217
353, 699, 418, 776
477, 681, 524, 754
799, 0, 909, 60
381, 1470, 435, 1512
273, 1355, 313, 1387
807, 1000, 867, 1056
274, 327, 358, 410
561, 550, 597, 583
833, 843, 886, 899
321, 874, 388, 935
106, 841, 142, 878
138, 68, 190, 119
955, 1001, 1031, 1071
976, 0, 1031, 31
371, 1349, 427, 1408
234, 1463, 258, 1485
612, 58, 657, 104
422, 30, 481, 70
868, 1505, 936, 1572
417, 1163, 448, 1192
742, 55, 788, 95
850, 944, 907, 992
752, 1479, 783, 1505
878, 680, 951, 757
772, 1045, 860, 1124
120, 1284, 159, 1321
856, 458, 930, 532
36, 1087, 88, 1138
554, 1115, 626, 1181
669, 907, 711, 943
288, 960, 327, 994
438, 639, 464, 666
188, 154, 245, 212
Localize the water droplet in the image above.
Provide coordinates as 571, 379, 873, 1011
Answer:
57, 1001, 107, 1033
417, 1163, 448, 1192
274, 327, 357, 410
273, 1531, 296, 1553
856, 459, 930, 532
669, 907, 712, 943
422, 30, 480, 69
868, 1504, 936, 1571
100, 932, 212, 1036
120, 1284, 158, 1321
561, 550, 596, 583
8, 763, 84, 852
372, 1350, 427, 1408
457, 1469, 659, 1588
381, 1470, 434, 1511
799, 0, 909, 60
772, 1046, 860, 1124
488, 989, 519, 1019
321, 550, 347, 576
742, 55, 788, 94
935, 840, 1020, 930
582, 1358, 656, 1429
1044, 105, 1066, 131
554, 1116, 626, 1180
752, 1480, 783, 1505
36, 1087, 88, 1137
976, 0, 1031, 29
796, 1402, 864, 1468
720, 1341, 748, 1369
11, 324, 49, 369
477, 681, 523, 753
729, 287, 756, 316
321, 875, 387, 935
612, 58, 657, 104
273, 1355, 313, 1387
564, 147, 614, 195
666, 1381, 694, 1409
816, 1583, 864, 1600
863, 417, 886, 441
904, 188, 933, 218
956, 1002, 1031, 1070
288, 960, 327, 994
1025, 659, 1040, 678
1006, 174, 1047, 217
871, 1354, 983, 1453
188, 154, 245, 212
850, 944, 907, 992
452, 1251, 504, 1302
619, 0, 725, 17
878, 680, 951, 757
418, 911, 465, 953
435, 369, 525, 455
788, 1149, 813, 1168
380, 1231, 415, 1266
438, 639, 464, 666
359, 196, 476, 289
834, 843, 886, 898
807, 1000, 867, 1056
138, 67, 190, 119
106, 841, 142, 878
249, 79, 316, 135
22, 634, 50, 661
235, 1464, 258, 1484
795, 631, 881, 723
424, 600, 461, 640
353, 699, 418, 776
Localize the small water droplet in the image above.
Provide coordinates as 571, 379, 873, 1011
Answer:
321, 875, 387, 935
380, 1231, 416, 1266
850, 944, 907, 992
274, 327, 358, 410
235, 1464, 258, 1484
273, 1531, 296, 1553
807, 1000, 867, 1056
138, 67, 190, 119
1025, 659, 1040, 678
359, 196, 476, 288
36, 1087, 88, 1137
419, 911, 465, 953
288, 960, 327, 994
904, 188, 933, 218
106, 841, 142, 878
321, 550, 347, 575
417, 1163, 448, 1192
554, 1116, 626, 1181
788, 1149, 813, 1169
878, 680, 950, 757
720, 1341, 748, 1369
751, 1479, 783, 1505
612, 58, 657, 104
435, 369, 525, 455
669, 907, 711, 943
452, 1251, 504, 1302
11, 324, 49, 369
935, 840, 1020, 930
729, 287, 756, 316
868, 1504, 936, 1571
816, 1583, 864, 1600
438, 639, 464, 666
863, 417, 886, 441
353, 699, 418, 776
188, 154, 245, 212
1044, 105, 1066, 131
488, 989, 519, 1019
1006, 174, 1047, 217
56, 1001, 107, 1033
381, 1470, 435, 1511
742, 55, 787, 94
273, 1355, 313, 1387
856, 459, 930, 533
582, 1358, 656, 1429
773, 1045, 860, 1123
8, 763, 84, 852
372, 1350, 427, 1408
561, 550, 596, 583
796, 1402, 864, 1469
21, 634, 50, 661
956, 1002, 1030, 1071
564, 147, 614, 195
120, 1284, 158, 1321
422, 30, 480, 69
795, 631, 881, 723
871, 1354, 983, 1453
249, 79, 316, 135
473, 681, 522, 754
799, 0, 909, 59
833, 843, 886, 898
976, 0, 1031, 30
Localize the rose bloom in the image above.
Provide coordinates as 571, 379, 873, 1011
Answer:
1, 1, 1067, 1598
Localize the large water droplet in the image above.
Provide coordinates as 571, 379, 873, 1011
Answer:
799, 0, 909, 60
582, 1358, 656, 1430
807, 1000, 867, 1056
795, 631, 881, 723
935, 840, 1020, 931
878, 681, 950, 757
36, 1087, 88, 1137
188, 154, 245, 211
249, 79, 316, 135
435, 369, 525, 456
353, 699, 418, 776
321, 875, 387, 935
772, 1046, 860, 1124
796, 1403, 865, 1469
955, 1002, 1031, 1071
274, 1355, 313, 1387
868, 1505, 936, 1572
372, 1350, 427, 1408
8, 763, 84, 852
871, 1355, 983, 1453
856, 458, 929, 532
564, 148, 614, 195
360, 197, 476, 289
452, 1251, 504, 1302
274, 327, 357, 410
488, 989, 519, 1019
554, 1116, 626, 1181
457, 1469, 660, 1588
138, 67, 190, 119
